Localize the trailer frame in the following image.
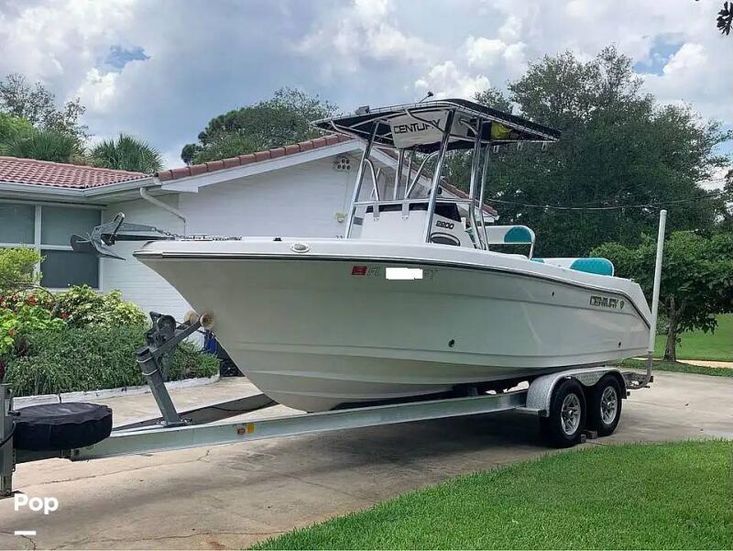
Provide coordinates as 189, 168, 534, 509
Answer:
0, 362, 650, 498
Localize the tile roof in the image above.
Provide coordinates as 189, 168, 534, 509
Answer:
0, 156, 149, 189
156, 134, 352, 182
0, 135, 497, 216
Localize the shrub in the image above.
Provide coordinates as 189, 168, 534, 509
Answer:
0, 304, 64, 357
0, 288, 56, 312
51, 285, 147, 328
4, 324, 220, 397
0, 247, 41, 290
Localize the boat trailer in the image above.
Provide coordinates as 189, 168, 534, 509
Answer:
0, 307, 652, 497
0, 209, 667, 498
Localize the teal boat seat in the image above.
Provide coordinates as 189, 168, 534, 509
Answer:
531, 257, 614, 276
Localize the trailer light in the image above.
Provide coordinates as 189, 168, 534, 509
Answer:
352, 265, 368, 276
385, 267, 423, 280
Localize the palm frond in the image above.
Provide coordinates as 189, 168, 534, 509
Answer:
718, 1, 733, 35
2, 129, 77, 163
91, 134, 163, 173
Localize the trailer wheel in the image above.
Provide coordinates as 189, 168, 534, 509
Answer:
14, 402, 112, 452
540, 378, 586, 448
588, 375, 622, 436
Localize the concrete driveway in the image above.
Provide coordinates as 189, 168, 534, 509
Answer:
1, 371, 731, 550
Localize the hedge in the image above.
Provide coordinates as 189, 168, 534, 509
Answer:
5, 324, 220, 397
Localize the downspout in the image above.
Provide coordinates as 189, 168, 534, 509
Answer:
139, 187, 187, 234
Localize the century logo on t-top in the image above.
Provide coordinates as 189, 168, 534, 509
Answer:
391, 119, 441, 135
590, 295, 623, 309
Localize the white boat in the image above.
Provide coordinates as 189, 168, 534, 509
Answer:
132, 99, 652, 412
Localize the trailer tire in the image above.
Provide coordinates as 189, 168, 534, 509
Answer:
540, 378, 586, 448
588, 375, 622, 436
14, 402, 112, 451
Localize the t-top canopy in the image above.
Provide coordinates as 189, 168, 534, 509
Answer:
313, 98, 560, 152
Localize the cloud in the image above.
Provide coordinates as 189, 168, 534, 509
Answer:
0, 0, 729, 169
76, 68, 119, 114
644, 40, 733, 124
297, 0, 436, 76
465, 37, 508, 68
415, 61, 489, 99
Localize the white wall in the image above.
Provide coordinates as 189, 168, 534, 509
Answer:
181, 155, 355, 238
102, 154, 357, 319
101, 195, 190, 320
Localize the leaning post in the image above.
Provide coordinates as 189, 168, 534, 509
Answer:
645, 209, 667, 385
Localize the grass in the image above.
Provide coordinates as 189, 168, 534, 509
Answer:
654, 314, 733, 362
255, 441, 733, 550
622, 358, 733, 378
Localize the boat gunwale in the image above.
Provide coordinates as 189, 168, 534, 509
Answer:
133, 251, 651, 328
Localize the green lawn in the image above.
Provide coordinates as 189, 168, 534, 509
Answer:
255, 441, 732, 550
622, 358, 733, 377
654, 314, 733, 362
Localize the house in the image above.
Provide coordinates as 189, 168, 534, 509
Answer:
0, 135, 497, 319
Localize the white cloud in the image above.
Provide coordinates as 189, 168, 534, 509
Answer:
415, 61, 489, 99
465, 37, 508, 68
645, 41, 733, 123
463, 34, 528, 79
662, 43, 707, 76
0, 0, 729, 170
297, 0, 435, 76
498, 15, 522, 43
75, 68, 119, 113
0, 0, 136, 96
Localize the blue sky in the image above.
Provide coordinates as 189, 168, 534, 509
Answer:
632, 34, 685, 75
0, 0, 730, 174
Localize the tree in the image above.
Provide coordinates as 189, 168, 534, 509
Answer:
712, 1, 732, 35
721, 171, 733, 231
0, 73, 88, 143
445, 87, 513, 188
182, 87, 338, 164
474, 87, 513, 113
91, 134, 163, 173
0, 113, 33, 146
479, 47, 729, 257
593, 231, 733, 361
2, 128, 79, 163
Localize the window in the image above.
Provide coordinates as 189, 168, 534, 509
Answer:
41, 207, 101, 246
40, 250, 99, 288
0, 201, 101, 288
0, 204, 35, 244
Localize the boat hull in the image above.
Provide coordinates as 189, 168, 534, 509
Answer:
136, 239, 651, 412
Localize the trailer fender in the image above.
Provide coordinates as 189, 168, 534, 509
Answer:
526, 367, 625, 417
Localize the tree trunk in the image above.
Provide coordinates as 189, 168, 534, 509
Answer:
663, 296, 677, 362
